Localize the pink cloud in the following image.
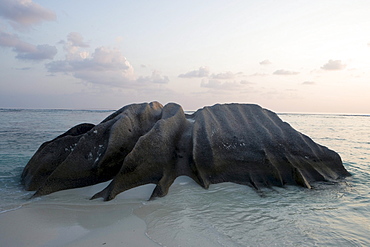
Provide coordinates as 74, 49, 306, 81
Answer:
0, 30, 57, 60
0, 0, 56, 28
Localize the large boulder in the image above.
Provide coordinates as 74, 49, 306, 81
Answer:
21, 102, 350, 201
22, 102, 163, 196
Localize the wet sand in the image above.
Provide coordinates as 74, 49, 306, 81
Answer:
0, 183, 160, 247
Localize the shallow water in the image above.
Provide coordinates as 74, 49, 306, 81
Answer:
0, 109, 369, 246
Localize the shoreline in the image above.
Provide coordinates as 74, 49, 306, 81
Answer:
0, 203, 160, 247
0, 183, 161, 247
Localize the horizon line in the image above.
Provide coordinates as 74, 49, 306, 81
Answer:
1, 106, 369, 116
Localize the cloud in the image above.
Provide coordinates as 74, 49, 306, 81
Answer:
47, 34, 170, 88
259, 59, 272, 65
137, 70, 169, 84
240, 80, 253, 85
67, 32, 89, 48
178, 66, 210, 78
302, 81, 316, 85
16, 44, 57, 60
250, 72, 269, 77
0, 0, 56, 28
273, 69, 299, 75
210, 71, 242, 80
56, 32, 91, 60
46, 46, 136, 86
321, 59, 346, 70
0, 30, 57, 60
14, 67, 31, 70
200, 79, 245, 90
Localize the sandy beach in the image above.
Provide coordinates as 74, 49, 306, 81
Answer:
0, 183, 160, 247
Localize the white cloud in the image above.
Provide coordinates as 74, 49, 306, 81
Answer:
137, 70, 169, 84
321, 59, 346, 70
273, 69, 299, 75
240, 80, 253, 85
0, 30, 57, 60
200, 79, 244, 90
210, 71, 242, 80
57, 32, 91, 60
178, 66, 210, 78
250, 72, 269, 76
0, 0, 56, 28
46, 46, 135, 86
302, 81, 316, 85
46, 34, 171, 88
259, 59, 272, 65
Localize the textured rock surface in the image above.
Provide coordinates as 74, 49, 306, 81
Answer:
21, 102, 351, 201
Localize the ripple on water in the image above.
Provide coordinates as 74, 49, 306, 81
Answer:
134, 176, 369, 247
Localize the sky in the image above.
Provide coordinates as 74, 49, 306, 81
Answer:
1, 0, 370, 113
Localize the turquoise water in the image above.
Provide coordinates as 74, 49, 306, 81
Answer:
0, 109, 369, 246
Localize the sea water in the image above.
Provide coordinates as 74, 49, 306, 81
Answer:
0, 109, 369, 246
